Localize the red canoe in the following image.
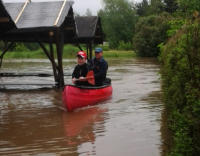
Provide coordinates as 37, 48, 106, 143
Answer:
62, 84, 112, 111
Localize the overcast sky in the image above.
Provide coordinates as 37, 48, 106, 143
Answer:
3, 0, 142, 15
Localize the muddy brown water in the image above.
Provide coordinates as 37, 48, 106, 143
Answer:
0, 58, 164, 156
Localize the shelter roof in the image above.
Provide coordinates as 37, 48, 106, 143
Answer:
4, 0, 74, 29
0, 0, 16, 33
1, 0, 76, 43
75, 16, 104, 44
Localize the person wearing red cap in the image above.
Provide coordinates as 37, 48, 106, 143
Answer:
72, 51, 89, 86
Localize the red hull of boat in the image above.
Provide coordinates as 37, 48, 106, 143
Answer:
62, 85, 112, 111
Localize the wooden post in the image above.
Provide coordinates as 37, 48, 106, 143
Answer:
38, 41, 59, 86
55, 29, 64, 88
49, 31, 58, 83
86, 43, 89, 60
0, 42, 14, 67
89, 41, 93, 60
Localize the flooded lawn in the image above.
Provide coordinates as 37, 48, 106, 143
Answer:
0, 58, 163, 156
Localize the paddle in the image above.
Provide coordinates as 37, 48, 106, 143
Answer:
74, 70, 95, 85
86, 70, 95, 85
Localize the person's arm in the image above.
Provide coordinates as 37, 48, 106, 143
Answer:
94, 61, 108, 79
72, 66, 79, 84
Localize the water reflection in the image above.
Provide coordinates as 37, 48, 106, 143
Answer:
62, 107, 107, 155
0, 89, 108, 155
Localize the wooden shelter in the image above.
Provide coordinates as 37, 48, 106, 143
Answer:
75, 16, 104, 59
0, 0, 104, 88
0, 0, 75, 88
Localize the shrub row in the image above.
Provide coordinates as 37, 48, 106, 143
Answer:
159, 18, 200, 156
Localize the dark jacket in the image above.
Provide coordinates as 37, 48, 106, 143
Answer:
72, 63, 89, 86
89, 57, 108, 86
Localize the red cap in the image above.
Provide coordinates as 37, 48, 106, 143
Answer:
77, 51, 87, 59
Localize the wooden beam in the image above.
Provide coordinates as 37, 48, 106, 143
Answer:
38, 41, 60, 86
49, 38, 59, 83
89, 42, 93, 60
64, 27, 74, 30
55, 30, 64, 87
86, 43, 89, 60
0, 17, 10, 23
38, 41, 59, 70
95, 35, 103, 38
15, 0, 30, 24
0, 42, 14, 68
38, 41, 52, 61
54, 0, 67, 26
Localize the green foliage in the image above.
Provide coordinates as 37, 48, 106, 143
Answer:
177, 0, 200, 16
135, 0, 150, 16
149, 0, 165, 15
160, 18, 200, 156
167, 18, 186, 37
135, 0, 164, 16
13, 43, 29, 52
96, 43, 110, 51
24, 43, 40, 51
133, 13, 171, 57
163, 0, 178, 14
0, 41, 4, 49
63, 44, 80, 58
117, 41, 133, 50
98, 0, 137, 49
103, 50, 136, 58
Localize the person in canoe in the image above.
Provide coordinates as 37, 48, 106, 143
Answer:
88, 47, 109, 86
72, 51, 90, 86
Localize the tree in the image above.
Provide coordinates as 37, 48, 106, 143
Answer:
163, 0, 178, 13
133, 13, 170, 57
135, 0, 150, 16
98, 0, 137, 48
149, 0, 164, 15
177, 0, 200, 16
85, 8, 92, 16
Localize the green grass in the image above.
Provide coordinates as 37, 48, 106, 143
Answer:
103, 50, 136, 58
4, 49, 46, 59
3, 45, 136, 59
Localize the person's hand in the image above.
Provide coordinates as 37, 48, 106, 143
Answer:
79, 77, 86, 81
72, 78, 76, 84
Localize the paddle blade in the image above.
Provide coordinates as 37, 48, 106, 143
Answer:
86, 70, 95, 85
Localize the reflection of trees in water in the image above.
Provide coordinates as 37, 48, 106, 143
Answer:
62, 107, 107, 151
160, 108, 173, 156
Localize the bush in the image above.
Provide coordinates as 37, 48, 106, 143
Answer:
133, 13, 171, 57
159, 18, 200, 156
24, 43, 40, 51
118, 41, 133, 50
13, 43, 30, 52
63, 44, 80, 58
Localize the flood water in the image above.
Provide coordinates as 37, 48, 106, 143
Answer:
0, 58, 163, 156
